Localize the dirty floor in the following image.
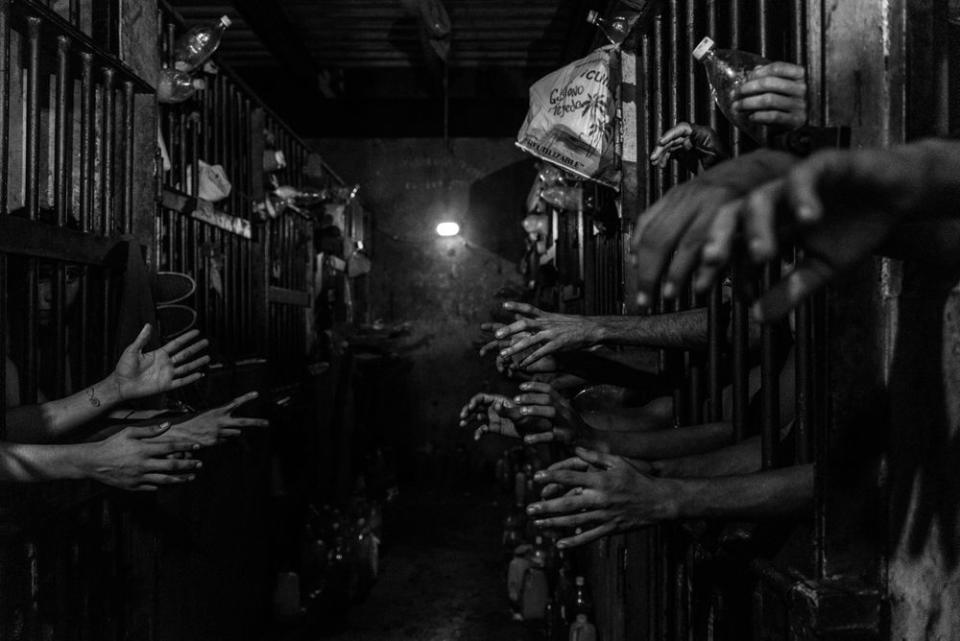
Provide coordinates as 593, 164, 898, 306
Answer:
317, 487, 530, 641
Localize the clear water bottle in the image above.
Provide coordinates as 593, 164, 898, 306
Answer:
174, 15, 232, 72
692, 36, 770, 142
157, 68, 205, 104
586, 10, 630, 46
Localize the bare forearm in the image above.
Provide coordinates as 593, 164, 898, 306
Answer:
671, 464, 813, 519
593, 310, 709, 350
0, 442, 90, 482
654, 435, 760, 478
584, 422, 732, 459
5, 376, 122, 443
582, 400, 674, 433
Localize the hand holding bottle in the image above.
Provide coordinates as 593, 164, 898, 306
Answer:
732, 62, 807, 130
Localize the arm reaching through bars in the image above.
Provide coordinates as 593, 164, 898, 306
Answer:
527, 447, 812, 548
4, 325, 209, 443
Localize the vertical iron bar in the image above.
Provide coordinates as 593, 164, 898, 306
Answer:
55, 36, 71, 398
79, 53, 93, 232
24, 17, 41, 403
122, 81, 133, 234
102, 68, 115, 234
0, 0, 9, 216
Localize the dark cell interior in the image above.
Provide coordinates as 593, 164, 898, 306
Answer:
0, 1, 957, 640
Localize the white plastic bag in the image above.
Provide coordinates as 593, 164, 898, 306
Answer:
516, 46, 621, 189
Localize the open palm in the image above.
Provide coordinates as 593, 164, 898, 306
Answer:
113, 325, 210, 401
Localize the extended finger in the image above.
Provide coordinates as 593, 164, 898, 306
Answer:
523, 431, 557, 445
222, 417, 269, 428
748, 61, 806, 81
127, 324, 153, 354
743, 180, 787, 262
517, 343, 561, 369
527, 491, 602, 517
170, 372, 204, 390
501, 301, 543, 318
140, 473, 195, 486
574, 447, 614, 469
698, 198, 746, 293
532, 468, 594, 488
220, 429, 242, 439
517, 405, 556, 420
736, 75, 806, 99
557, 522, 617, 549
662, 201, 726, 299
170, 337, 209, 364
752, 259, 832, 322
733, 93, 803, 114
160, 328, 202, 356
784, 153, 841, 224
129, 422, 172, 440
480, 322, 504, 334
479, 339, 501, 357
173, 355, 211, 378
512, 392, 552, 406
657, 122, 693, 146
499, 332, 546, 359
535, 509, 609, 529
746, 110, 806, 128
540, 482, 566, 499
518, 381, 553, 395
222, 390, 260, 414
144, 457, 203, 473
547, 456, 592, 473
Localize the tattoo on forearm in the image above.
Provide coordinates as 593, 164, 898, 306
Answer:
87, 387, 101, 408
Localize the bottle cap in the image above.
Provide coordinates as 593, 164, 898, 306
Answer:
585, 10, 600, 25
692, 37, 715, 60
575, 576, 585, 586
220, 15, 233, 28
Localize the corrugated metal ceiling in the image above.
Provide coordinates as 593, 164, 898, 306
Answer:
170, 0, 581, 70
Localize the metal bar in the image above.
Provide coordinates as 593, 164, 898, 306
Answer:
79, 52, 93, 232
101, 67, 115, 234
54, 35, 71, 398
122, 80, 134, 234
0, 0, 9, 216
24, 16, 42, 403
729, 0, 742, 154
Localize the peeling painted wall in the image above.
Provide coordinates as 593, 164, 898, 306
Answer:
315, 138, 534, 455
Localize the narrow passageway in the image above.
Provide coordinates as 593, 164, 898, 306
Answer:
323, 486, 525, 641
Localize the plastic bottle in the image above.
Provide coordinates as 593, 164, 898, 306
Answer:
174, 15, 232, 72
572, 576, 594, 619
507, 544, 533, 604
692, 36, 770, 142
157, 68, 205, 104
586, 10, 631, 46
569, 614, 597, 641
520, 563, 550, 620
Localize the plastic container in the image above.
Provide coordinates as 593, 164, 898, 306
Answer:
692, 36, 770, 141
174, 15, 232, 72
157, 68, 205, 104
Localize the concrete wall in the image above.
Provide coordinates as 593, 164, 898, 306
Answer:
315, 137, 535, 458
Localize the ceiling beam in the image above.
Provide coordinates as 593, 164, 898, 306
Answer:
226, 0, 320, 87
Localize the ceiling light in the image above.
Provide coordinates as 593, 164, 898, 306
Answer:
436, 222, 460, 237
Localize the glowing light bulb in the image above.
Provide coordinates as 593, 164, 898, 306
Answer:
436, 222, 460, 237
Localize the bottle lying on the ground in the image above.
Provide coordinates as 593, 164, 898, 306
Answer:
693, 36, 770, 142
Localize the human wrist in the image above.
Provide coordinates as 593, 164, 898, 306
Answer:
67, 442, 100, 481
661, 477, 689, 520
99, 374, 124, 407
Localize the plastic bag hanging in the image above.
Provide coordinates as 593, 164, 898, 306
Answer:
516, 46, 622, 189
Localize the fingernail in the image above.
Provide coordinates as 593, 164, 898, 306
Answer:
662, 282, 676, 299
502, 400, 513, 408
194, 461, 203, 469
513, 397, 522, 404
187, 475, 196, 481
731, 100, 742, 110
495, 330, 505, 338
526, 505, 539, 515
797, 204, 818, 222
192, 444, 201, 450
535, 520, 546, 527
499, 350, 509, 358
534, 471, 546, 481
556, 541, 568, 549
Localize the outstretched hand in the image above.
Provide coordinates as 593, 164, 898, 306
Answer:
510, 381, 592, 446
112, 325, 210, 401
84, 423, 202, 491
165, 391, 268, 447
649, 122, 728, 172
526, 447, 675, 548
495, 302, 602, 368
733, 62, 807, 130
629, 149, 798, 308
695, 141, 959, 320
